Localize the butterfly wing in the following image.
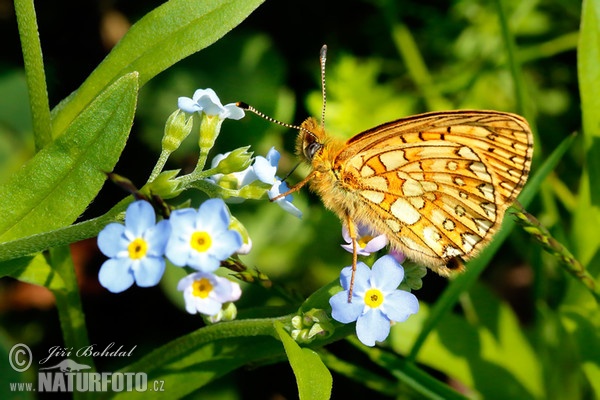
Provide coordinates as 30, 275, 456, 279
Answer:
334, 110, 533, 274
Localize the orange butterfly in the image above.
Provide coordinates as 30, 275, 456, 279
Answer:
239, 45, 533, 300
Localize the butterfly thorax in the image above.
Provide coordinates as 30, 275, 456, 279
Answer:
296, 117, 366, 222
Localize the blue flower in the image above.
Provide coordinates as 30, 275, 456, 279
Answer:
268, 179, 303, 219
178, 88, 244, 120
208, 147, 280, 193
329, 255, 419, 347
252, 147, 280, 185
97, 200, 171, 293
341, 224, 388, 256
178, 272, 241, 315
165, 199, 243, 272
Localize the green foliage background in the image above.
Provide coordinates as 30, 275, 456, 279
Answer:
0, 0, 599, 399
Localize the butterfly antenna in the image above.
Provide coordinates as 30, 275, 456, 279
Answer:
236, 102, 317, 140
319, 44, 328, 128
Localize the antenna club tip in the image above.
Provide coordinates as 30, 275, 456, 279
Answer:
236, 101, 250, 110
320, 44, 328, 57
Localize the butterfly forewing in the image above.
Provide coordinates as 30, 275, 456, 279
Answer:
334, 110, 533, 274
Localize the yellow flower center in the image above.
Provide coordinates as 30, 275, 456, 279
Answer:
128, 238, 148, 260
364, 288, 384, 308
357, 235, 374, 249
190, 231, 212, 252
192, 278, 213, 299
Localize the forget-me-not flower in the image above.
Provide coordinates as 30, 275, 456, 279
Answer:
165, 199, 242, 272
268, 179, 303, 219
178, 272, 242, 316
341, 224, 388, 256
97, 200, 171, 293
329, 255, 419, 347
208, 147, 281, 197
178, 88, 245, 120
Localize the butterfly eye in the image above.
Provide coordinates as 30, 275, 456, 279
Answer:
304, 141, 323, 161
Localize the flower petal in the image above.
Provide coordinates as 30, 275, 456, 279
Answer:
349, 262, 372, 295
98, 258, 135, 293
178, 97, 201, 113
196, 199, 230, 232
269, 180, 303, 218
330, 291, 363, 323
370, 255, 404, 292
210, 230, 243, 260
192, 296, 223, 316
97, 223, 127, 257
124, 201, 157, 237
132, 257, 166, 287
222, 103, 245, 120
355, 309, 391, 347
165, 234, 192, 267
362, 234, 389, 254
144, 219, 171, 257
252, 155, 278, 185
380, 290, 419, 322
211, 275, 242, 302
186, 251, 221, 272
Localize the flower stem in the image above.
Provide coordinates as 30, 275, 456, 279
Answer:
49, 246, 95, 377
148, 149, 172, 183
512, 202, 600, 303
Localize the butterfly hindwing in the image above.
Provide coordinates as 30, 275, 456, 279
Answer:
334, 110, 533, 272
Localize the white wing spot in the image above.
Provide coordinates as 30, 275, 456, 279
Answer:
442, 219, 456, 231
360, 165, 375, 177
379, 151, 406, 170
423, 226, 443, 243
473, 218, 492, 234
478, 183, 495, 200
402, 179, 424, 197
480, 202, 496, 217
461, 233, 480, 252
361, 190, 385, 204
391, 198, 422, 225
443, 245, 462, 258
363, 176, 388, 191
409, 197, 425, 209
386, 219, 401, 232
457, 146, 479, 160
447, 161, 459, 171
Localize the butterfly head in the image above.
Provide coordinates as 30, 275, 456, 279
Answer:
297, 117, 326, 163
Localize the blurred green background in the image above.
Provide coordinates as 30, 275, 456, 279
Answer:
1, 0, 597, 399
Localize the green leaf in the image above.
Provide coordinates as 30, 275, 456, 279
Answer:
392, 284, 543, 399
274, 321, 333, 400
573, 0, 600, 266
0, 72, 139, 242
110, 318, 287, 399
51, 0, 265, 139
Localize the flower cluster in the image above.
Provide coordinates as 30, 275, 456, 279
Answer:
98, 199, 243, 319
207, 147, 302, 218
98, 87, 421, 347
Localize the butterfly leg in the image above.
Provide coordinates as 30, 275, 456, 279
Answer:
269, 171, 317, 201
346, 216, 359, 303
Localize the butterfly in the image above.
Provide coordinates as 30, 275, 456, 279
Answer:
238, 45, 533, 300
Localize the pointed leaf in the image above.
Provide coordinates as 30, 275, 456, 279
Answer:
274, 321, 332, 400
0, 72, 139, 242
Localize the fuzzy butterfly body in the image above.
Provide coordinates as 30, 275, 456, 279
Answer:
297, 109, 533, 275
